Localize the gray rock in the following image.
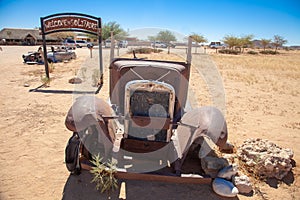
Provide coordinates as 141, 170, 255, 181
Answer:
217, 164, 238, 180
212, 178, 239, 197
233, 174, 253, 194
201, 156, 229, 178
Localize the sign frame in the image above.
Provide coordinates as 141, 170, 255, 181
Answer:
40, 13, 103, 93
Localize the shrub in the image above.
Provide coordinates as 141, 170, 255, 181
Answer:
128, 48, 163, 54
259, 50, 279, 55
218, 49, 240, 55
152, 48, 163, 53
247, 50, 258, 55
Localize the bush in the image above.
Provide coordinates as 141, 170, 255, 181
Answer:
259, 50, 279, 55
128, 48, 163, 54
152, 48, 163, 53
247, 50, 258, 55
218, 49, 240, 55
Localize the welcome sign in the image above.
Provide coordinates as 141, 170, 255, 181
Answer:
43, 16, 98, 34
41, 13, 101, 35
40, 13, 103, 82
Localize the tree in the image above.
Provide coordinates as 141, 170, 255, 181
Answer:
102, 21, 128, 41
223, 35, 253, 52
190, 33, 207, 53
239, 35, 254, 52
260, 39, 271, 51
156, 30, 177, 54
222, 35, 240, 49
156, 30, 176, 43
273, 35, 287, 52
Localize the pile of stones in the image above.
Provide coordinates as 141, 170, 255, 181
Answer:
200, 138, 294, 197
237, 138, 294, 180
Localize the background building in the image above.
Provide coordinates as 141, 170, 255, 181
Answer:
0, 28, 60, 45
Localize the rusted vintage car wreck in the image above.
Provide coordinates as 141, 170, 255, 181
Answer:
22, 46, 76, 64
64, 38, 228, 184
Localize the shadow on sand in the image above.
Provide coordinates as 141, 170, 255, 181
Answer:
62, 171, 239, 200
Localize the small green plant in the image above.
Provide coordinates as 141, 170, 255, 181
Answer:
40, 75, 50, 86
90, 154, 118, 194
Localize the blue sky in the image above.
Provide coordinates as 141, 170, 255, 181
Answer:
0, 0, 299, 45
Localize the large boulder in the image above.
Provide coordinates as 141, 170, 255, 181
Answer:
237, 138, 294, 180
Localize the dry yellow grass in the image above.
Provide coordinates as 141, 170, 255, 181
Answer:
121, 50, 300, 199
120, 51, 185, 62
0, 46, 299, 200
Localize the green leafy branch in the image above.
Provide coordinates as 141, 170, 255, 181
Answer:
90, 154, 118, 193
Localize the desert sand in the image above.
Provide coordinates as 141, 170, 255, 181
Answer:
0, 46, 299, 200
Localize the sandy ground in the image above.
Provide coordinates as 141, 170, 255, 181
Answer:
0, 46, 299, 200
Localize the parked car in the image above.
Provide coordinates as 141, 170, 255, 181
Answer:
76, 40, 93, 48
22, 46, 76, 64
151, 41, 167, 48
118, 40, 128, 48
62, 38, 76, 49
105, 39, 118, 48
209, 42, 225, 49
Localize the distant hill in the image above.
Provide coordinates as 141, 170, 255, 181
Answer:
251, 39, 300, 50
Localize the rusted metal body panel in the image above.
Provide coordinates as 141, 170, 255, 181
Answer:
109, 59, 190, 117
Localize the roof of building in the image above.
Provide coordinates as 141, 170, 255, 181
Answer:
0, 28, 57, 40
